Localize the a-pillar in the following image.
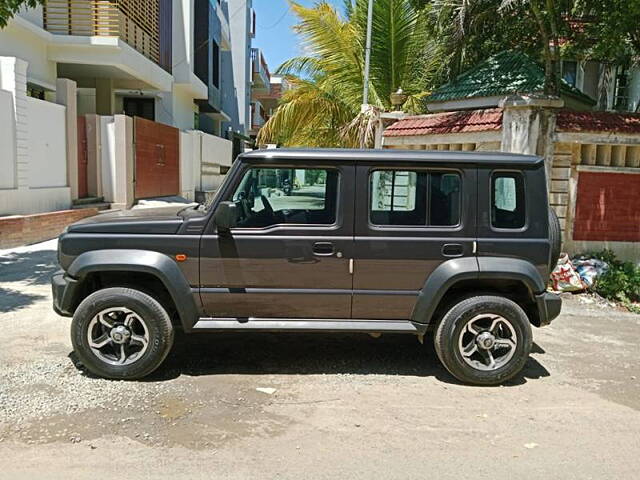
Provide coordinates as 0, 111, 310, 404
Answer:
0, 56, 29, 191
499, 94, 564, 190
56, 78, 79, 200
95, 77, 115, 115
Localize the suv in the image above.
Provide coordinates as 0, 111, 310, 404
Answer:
52, 149, 561, 385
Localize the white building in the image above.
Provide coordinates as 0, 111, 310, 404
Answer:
0, 0, 257, 215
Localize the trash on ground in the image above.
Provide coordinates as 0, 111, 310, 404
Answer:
256, 387, 277, 395
551, 254, 585, 292
571, 256, 609, 288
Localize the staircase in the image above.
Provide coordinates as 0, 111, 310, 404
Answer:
72, 197, 111, 212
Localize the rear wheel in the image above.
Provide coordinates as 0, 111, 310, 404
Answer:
434, 296, 532, 385
71, 287, 174, 380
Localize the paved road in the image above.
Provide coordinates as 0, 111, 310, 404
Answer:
1, 240, 640, 479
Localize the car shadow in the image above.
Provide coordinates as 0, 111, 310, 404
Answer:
70, 332, 550, 387
0, 249, 59, 285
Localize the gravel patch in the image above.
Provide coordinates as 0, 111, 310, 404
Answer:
0, 359, 181, 424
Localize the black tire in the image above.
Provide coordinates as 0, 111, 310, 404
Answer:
434, 296, 532, 386
71, 287, 174, 380
549, 207, 562, 270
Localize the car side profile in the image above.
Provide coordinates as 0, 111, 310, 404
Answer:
52, 148, 561, 385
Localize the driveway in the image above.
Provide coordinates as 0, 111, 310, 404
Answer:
1, 240, 640, 479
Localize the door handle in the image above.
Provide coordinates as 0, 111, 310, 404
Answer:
442, 243, 464, 257
312, 242, 335, 256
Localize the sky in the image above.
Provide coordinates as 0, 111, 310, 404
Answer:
252, 0, 343, 73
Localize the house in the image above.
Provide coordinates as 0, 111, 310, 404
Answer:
250, 74, 291, 140
381, 51, 640, 261
0, 0, 261, 247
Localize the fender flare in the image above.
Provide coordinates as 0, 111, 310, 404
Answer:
68, 249, 199, 331
411, 256, 546, 326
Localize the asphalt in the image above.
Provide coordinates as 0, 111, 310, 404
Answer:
1, 240, 639, 479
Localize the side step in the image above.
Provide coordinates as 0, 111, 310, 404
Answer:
192, 318, 421, 334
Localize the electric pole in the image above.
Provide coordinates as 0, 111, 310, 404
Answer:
362, 0, 374, 108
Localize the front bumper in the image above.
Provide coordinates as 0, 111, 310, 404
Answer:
51, 270, 79, 317
535, 291, 562, 327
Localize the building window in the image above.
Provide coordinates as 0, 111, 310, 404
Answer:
123, 97, 155, 121
491, 172, 525, 229
562, 61, 578, 87
194, 0, 209, 85
212, 40, 220, 88
229, 168, 339, 228
614, 67, 630, 111
369, 170, 461, 227
27, 84, 45, 100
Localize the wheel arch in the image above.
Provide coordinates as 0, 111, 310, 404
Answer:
66, 249, 199, 331
411, 256, 547, 328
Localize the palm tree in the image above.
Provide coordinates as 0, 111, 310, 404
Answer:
257, 0, 436, 148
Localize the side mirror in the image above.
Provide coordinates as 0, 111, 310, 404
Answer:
214, 201, 238, 232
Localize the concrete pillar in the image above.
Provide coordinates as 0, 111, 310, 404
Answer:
56, 78, 79, 200
0, 56, 30, 190
95, 77, 115, 115
113, 115, 135, 209
500, 95, 564, 190
84, 114, 102, 198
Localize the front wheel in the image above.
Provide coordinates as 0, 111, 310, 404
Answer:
71, 287, 174, 380
434, 296, 532, 385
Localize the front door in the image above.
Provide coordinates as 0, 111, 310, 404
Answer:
199, 163, 355, 319
352, 163, 477, 319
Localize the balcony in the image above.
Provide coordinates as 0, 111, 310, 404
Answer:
43, 0, 163, 68
250, 100, 266, 133
251, 48, 270, 94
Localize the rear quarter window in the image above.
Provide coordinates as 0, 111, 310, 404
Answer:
491, 172, 525, 229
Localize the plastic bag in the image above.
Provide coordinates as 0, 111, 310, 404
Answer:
572, 257, 609, 288
551, 254, 585, 292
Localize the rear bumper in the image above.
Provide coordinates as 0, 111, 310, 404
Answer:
51, 270, 78, 317
535, 291, 562, 327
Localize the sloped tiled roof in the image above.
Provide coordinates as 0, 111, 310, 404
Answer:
557, 110, 640, 134
426, 51, 596, 106
384, 109, 503, 137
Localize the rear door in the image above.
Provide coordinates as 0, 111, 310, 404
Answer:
199, 162, 355, 319
352, 162, 477, 320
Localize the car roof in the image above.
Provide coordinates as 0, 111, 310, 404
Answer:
239, 148, 543, 167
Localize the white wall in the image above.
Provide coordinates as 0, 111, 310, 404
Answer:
99, 116, 117, 203
0, 17, 56, 89
0, 89, 16, 189
26, 97, 67, 188
180, 130, 233, 198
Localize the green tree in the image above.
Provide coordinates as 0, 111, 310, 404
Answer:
0, 0, 42, 28
257, 0, 436, 148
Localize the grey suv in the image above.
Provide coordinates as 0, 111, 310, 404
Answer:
52, 149, 561, 385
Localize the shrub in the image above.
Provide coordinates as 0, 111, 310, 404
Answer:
585, 250, 640, 309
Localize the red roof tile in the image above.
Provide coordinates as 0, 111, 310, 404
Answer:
557, 110, 640, 134
384, 109, 503, 137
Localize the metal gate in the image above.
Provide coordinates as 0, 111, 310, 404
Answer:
133, 116, 179, 199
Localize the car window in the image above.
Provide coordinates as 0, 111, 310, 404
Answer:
492, 172, 525, 229
369, 170, 461, 227
229, 167, 338, 228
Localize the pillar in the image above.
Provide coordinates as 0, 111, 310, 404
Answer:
500, 94, 564, 190
95, 77, 115, 115
56, 78, 79, 200
0, 56, 29, 190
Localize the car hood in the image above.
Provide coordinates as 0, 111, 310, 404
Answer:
66, 206, 189, 234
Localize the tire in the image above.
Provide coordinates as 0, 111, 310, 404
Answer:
434, 295, 532, 386
71, 287, 174, 380
549, 207, 562, 270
